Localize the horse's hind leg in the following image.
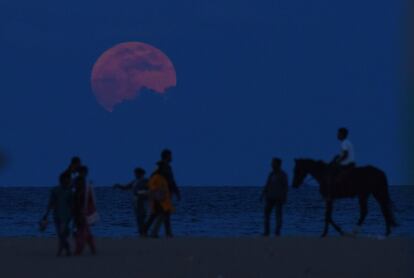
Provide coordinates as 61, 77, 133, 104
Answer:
353, 195, 368, 235
373, 192, 392, 236
379, 201, 392, 236
321, 219, 329, 238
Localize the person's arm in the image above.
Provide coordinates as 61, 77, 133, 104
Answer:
337, 150, 348, 163
136, 179, 149, 196
69, 192, 74, 220
43, 189, 55, 220
167, 169, 181, 200
332, 141, 350, 164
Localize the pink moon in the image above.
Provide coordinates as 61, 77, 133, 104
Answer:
91, 42, 177, 112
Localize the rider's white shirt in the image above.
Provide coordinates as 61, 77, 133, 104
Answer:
341, 139, 355, 165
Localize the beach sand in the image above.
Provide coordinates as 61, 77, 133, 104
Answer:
0, 237, 413, 278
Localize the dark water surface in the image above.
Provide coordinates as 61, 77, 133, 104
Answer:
0, 186, 413, 237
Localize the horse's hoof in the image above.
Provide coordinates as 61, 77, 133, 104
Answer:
385, 227, 391, 237
343, 232, 356, 238
352, 225, 362, 235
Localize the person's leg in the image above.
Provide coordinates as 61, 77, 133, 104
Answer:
133, 201, 140, 234
74, 220, 86, 255
54, 219, 64, 256
163, 212, 173, 237
85, 224, 96, 255
61, 220, 71, 255
144, 213, 157, 235
144, 202, 161, 235
275, 201, 283, 236
151, 213, 164, 238
263, 200, 274, 236
137, 202, 146, 236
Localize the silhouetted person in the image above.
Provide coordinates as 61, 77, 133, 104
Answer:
73, 167, 96, 255
42, 172, 73, 256
156, 149, 180, 237
292, 159, 398, 237
330, 127, 356, 195
77, 166, 99, 224
160, 149, 181, 200
261, 158, 288, 236
65, 156, 82, 179
113, 168, 149, 236
332, 127, 355, 167
144, 162, 174, 238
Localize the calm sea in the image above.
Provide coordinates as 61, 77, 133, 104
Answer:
0, 186, 413, 237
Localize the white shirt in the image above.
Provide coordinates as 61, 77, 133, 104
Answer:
340, 139, 355, 165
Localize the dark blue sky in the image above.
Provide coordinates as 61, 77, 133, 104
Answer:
0, 0, 409, 186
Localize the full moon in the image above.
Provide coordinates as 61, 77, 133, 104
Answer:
91, 42, 176, 112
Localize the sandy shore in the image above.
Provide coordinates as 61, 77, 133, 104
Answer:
0, 237, 413, 278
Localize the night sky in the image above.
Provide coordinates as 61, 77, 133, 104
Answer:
0, 0, 410, 186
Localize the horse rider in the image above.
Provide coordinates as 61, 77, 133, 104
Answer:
329, 127, 356, 195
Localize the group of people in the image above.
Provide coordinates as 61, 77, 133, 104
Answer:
41, 149, 181, 256
42, 127, 355, 253
113, 149, 181, 238
41, 157, 97, 256
260, 127, 355, 236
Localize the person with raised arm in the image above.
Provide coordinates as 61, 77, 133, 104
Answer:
113, 167, 149, 236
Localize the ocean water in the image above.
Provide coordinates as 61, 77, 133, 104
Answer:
0, 186, 413, 237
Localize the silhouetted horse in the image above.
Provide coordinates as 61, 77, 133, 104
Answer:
292, 159, 397, 237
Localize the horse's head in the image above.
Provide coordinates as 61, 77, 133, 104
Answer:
292, 159, 310, 188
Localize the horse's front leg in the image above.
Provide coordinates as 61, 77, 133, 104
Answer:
321, 200, 332, 237
321, 199, 344, 237
353, 195, 368, 235
329, 201, 344, 236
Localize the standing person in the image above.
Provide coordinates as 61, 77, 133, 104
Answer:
65, 156, 82, 178
157, 149, 180, 237
159, 149, 181, 200
42, 172, 73, 256
113, 168, 149, 236
78, 166, 99, 224
73, 166, 97, 255
261, 158, 288, 236
144, 163, 174, 238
